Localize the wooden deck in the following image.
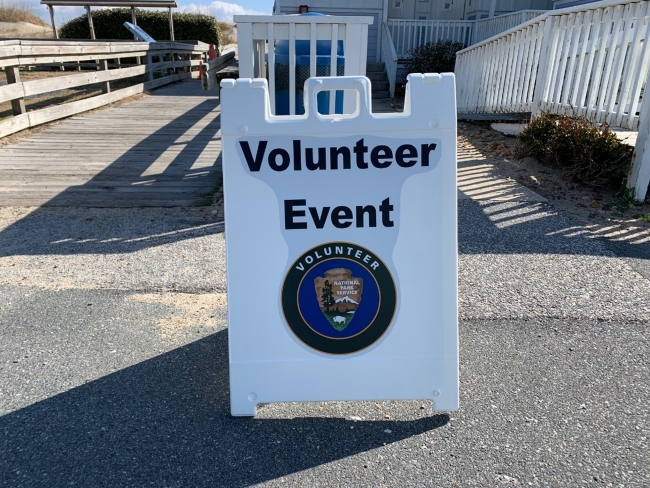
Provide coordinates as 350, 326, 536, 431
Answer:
0, 80, 222, 207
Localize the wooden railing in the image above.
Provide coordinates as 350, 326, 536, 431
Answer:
387, 19, 473, 58
381, 21, 398, 98
470, 10, 546, 45
201, 51, 236, 91
234, 14, 373, 116
0, 39, 208, 138
455, 0, 650, 199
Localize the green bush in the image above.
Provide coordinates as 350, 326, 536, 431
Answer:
403, 40, 465, 76
60, 8, 221, 47
515, 112, 633, 186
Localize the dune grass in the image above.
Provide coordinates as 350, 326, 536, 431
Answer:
0, 0, 49, 26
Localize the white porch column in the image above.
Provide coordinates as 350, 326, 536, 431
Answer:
488, 0, 497, 18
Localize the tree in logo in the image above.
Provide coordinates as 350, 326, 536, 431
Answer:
320, 280, 335, 313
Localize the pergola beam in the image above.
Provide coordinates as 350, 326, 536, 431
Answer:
168, 7, 174, 41
41, 0, 176, 7
40, 0, 178, 41
48, 4, 58, 39
85, 5, 96, 39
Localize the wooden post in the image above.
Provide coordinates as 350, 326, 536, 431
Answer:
48, 5, 58, 39
628, 68, 650, 201
99, 59, 110, 93
5, 66, 26, 116
132, 7, 141, 65
168, 8, 175, 41
147, 53, 154, 81
237, 22, 254, 78
86, 6, 96, 40
131, 7, 137, 32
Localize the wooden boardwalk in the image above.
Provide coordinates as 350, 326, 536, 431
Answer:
0, 81, 222, 207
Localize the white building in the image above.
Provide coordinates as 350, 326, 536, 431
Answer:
274, 0, 553, 62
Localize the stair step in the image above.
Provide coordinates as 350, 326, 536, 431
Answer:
372, 90, 390, 99
366, 62, 385, 73
366, 72, 386, 82
372, 80, 389, 91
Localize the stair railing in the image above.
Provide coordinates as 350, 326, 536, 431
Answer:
381, 21, 398, 98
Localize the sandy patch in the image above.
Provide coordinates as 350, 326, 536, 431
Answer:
0, 21, 53, 38
131, 292, 227, 331
458, 122, 650, 244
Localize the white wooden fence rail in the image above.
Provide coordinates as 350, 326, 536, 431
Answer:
387, 19, 473, 58
470, 10, 546, 45
455, 0, 650, 199
385, 11, 546, 59
234, 15, 372, 116
381, 21, 398, 98
0, 39, 208, 139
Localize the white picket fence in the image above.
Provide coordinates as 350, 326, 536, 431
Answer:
470, 10, 546, 45
387, 19, 473, 58
234, 14, 372, 116
455, 0, 650, 199
385, 11, 546, 59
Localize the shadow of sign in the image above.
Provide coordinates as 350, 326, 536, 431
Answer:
0, 330, 448, 486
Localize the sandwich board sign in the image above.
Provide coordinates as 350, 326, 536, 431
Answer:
221, 74, 458, 416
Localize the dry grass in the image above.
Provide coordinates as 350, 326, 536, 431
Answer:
0, 1, 49, 26
217, 21, 236, 46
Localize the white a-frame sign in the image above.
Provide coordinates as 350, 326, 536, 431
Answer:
221, 75, 458, 416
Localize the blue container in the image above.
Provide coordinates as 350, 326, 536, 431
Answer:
273, 13, 345, 116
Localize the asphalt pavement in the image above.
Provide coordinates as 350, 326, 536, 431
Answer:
0, 190, 648, 487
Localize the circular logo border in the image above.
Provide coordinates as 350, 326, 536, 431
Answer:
281, 242, 397, 355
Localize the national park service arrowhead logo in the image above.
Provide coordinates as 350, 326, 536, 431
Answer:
282, 242, 397, 355
314, 269, 363, 331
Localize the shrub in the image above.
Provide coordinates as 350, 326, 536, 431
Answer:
515, 112, 633, 186
60, 8, 221, 48
403, 40, 465, 76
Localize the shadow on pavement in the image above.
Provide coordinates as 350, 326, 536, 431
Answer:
459, 200, 650, 260
0, 330, 448, 486
0, 199, 647, 261
0, 85, 223, 258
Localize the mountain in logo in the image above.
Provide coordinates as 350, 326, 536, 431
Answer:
314, 268, 363, 331
335, 296, 358, 304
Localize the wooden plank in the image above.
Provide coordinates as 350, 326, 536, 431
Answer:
5, 66, 26, 115
0, 82, 25, 105
0, 114, 30, 139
